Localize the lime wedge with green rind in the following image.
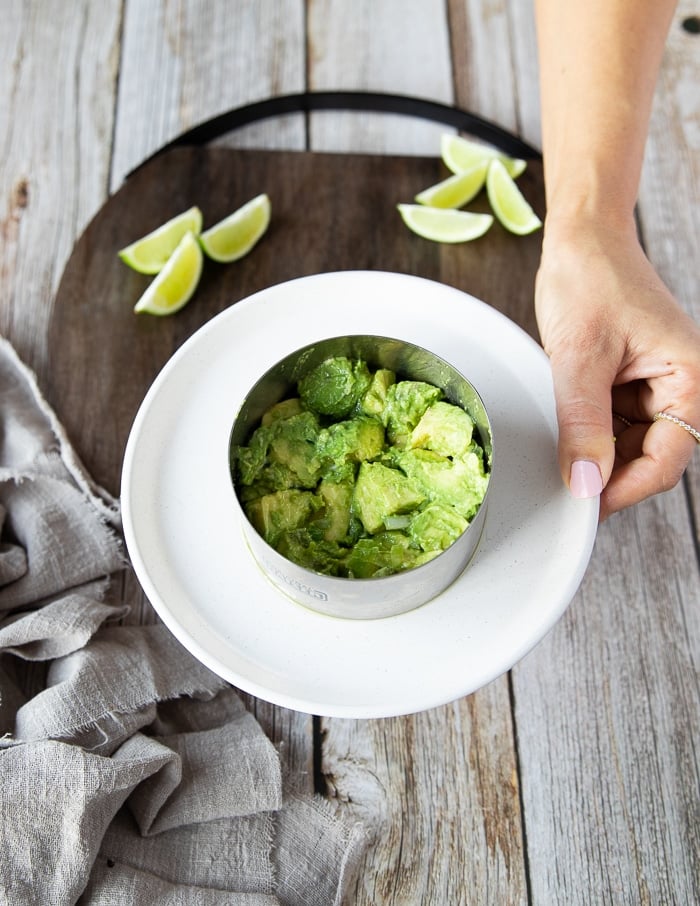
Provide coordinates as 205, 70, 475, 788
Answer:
414, 161, 488, 209
118, 206, 203, 275
398, 204, 494, 243
486, 159, 542, 235
133, 231, 203, 316
441, 133, 526, 180
199, 194, 271, 263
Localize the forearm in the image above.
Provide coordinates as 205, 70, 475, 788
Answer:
534, 0, 677, 231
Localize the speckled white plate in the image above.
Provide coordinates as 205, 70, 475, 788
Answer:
121, 271, 598, 717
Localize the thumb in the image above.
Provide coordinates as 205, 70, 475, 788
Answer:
549, 347, 616, 500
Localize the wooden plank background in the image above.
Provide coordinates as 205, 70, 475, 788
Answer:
1, 2, 698, 904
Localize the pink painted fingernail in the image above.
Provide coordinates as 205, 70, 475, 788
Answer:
570, 460, 603, 498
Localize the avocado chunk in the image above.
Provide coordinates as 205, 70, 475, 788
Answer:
298, 356, 371, 417
238, 461, 300, 499
232, 409, 321, 488
382, 380, 443, 447
268, 411, 322, 488
353, 461, 426, 534
261, 397, 303, 426
276, 529, 348, 576
317, 416, 385, 480
409, 503, 469, 552
394, 448, 489, 521
359, 368, 396, 417
245, 489, 321, 546
232, 422, 273, 486
410, 400, 474, 458
345, 531, 439, 578
313, 478, 354, 543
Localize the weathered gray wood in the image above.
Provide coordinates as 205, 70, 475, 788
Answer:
490, 1, 700, 904
451, 3, 700, 902
327, 688, 528, 906
306, 0, 453, 155
502, 0, 542, 149
448, 0, 525, 138
0, 1, 122, 379
111, 0, 307, 189
639, 2, 700, 321
637, 2, 700, 523
513, 493, 700, 905
1, 1, 698, 903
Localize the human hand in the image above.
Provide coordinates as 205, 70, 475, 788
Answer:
534, 215, 700, 521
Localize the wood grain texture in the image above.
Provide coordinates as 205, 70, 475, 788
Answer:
111, 0, 307, 188
46, 146, 544, 494
0, 1, 122, 377
448, 0, 524, 138
638, 2, 700, 530
449, 3, 700, 904
513, 494, 700, 905
476, 2, 700, 904
328, 686, 528, 906
306, 0, 454, 155
1, 1, 698, 903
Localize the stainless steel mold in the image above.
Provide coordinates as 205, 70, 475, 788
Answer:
228, 335, 493, 619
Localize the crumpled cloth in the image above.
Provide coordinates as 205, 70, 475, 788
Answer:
0, 337, 369, 905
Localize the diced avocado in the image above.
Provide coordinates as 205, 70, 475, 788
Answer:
345, 531, 439, 578
231, 422, 275, 486
410, 400, 474, 458
268, 411, 322, 488
352, 461, 425, 534
276, 529, 347, 576
409, 503, 469, 552
239, 461, 300, 500
233, 354, 489, 580
261, 397, 303, 426
383, 380, 443, 447
245, 489, 322, 546
317, 416, 385, 479
313, 478, 354, 542
298, 356, 372, 417
394, 448, 489, 520
359, 368, 396, 417
320, 460, 357, 484
232, 408, 319, 487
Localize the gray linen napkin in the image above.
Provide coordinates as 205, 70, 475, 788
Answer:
0, 337, 370, 905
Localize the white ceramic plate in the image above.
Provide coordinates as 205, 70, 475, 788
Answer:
121, 271, 598, 718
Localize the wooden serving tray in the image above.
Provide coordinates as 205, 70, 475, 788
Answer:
47, 146, 544, 496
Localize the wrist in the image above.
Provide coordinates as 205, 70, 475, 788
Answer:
546, 170, 639, 228
542, 202, 638, 253
541, 146, 643, 238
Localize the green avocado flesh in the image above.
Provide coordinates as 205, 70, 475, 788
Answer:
231, 355, 489, 578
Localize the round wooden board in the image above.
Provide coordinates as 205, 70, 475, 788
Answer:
47, 145, 544, 495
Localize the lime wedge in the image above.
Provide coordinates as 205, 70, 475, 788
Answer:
118, 206, 203, 274
133, 231, 203, 315
414, 161, 488, 209
199, 194, 271, 263
398, 204, 493, 243
486, 159, 542, 235
441, 133, 526, 180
